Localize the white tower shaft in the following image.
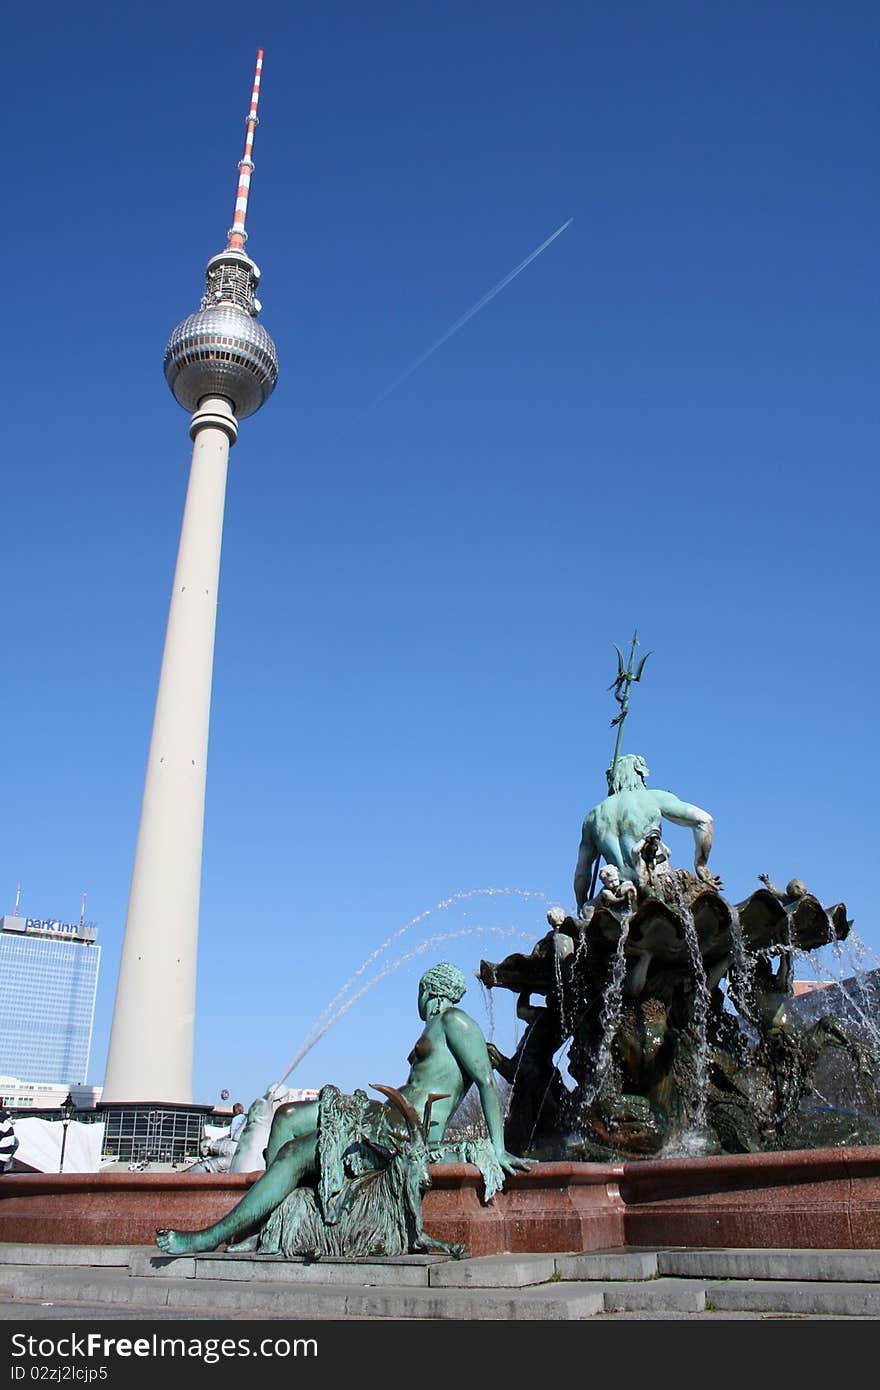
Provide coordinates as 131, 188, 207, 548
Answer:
102, 399, 237, 1102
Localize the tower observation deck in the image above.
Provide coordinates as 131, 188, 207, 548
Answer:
103, 52, 278, 1104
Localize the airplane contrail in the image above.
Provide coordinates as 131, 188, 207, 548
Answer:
334, 217, 573, 439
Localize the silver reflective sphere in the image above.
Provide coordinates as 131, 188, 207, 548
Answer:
164, 305, 279, 419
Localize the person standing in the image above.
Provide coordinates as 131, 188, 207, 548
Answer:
0, 1108, 19, 1172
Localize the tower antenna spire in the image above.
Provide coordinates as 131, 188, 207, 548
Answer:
227, 49, 264, 251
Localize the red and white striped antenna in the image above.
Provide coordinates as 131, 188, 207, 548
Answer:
227, 50, 264, 251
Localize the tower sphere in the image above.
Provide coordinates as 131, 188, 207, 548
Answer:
164, 305, 278, 419
164, 251, 279, 419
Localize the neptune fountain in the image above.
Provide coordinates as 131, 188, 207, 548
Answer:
481, 634, 878, 1162
3, 633, 877, 1256
151, 634, 878, 1260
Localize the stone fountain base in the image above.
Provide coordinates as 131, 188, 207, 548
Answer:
2, 1147, 879, 1255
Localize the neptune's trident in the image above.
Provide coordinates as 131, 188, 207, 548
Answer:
607, 631, 651, 793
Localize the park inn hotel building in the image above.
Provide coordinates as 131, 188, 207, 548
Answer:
0, 913, 208, 1165
0, 913, 100, 1100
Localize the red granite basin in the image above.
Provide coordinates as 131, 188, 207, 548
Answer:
2, 1148, 878, 1254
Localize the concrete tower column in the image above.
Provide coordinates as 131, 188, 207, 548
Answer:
102, 399, 237, 1103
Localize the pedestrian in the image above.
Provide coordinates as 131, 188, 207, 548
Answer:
0, 1108, 19, 1173
228, 1102, 246, 1143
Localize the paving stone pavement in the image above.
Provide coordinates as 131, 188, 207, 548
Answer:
0, 1244, 878, 1320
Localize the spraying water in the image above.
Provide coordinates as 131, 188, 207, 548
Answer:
582, 908, 632, 1107
275, 922, 536, 1087
803, 938, 880, 1055
289, 887, 550, 1066
838, 928, 880, 974
478, 978, 496, 1041
726, 900, 758, 1023
673, 886, 711, 1128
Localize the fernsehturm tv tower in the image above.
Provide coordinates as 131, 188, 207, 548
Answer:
103, 53, 278, 1104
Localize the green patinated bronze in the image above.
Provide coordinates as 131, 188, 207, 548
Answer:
607, 630, 651, 794
576, 634, 716, 908
574, 753, 718, 911
481, 634, 879, 1161
156, 964, 528, 1258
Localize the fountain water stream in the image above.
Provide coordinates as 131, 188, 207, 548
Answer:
673, 885, 711, 1129
277, 921, 536, 1087
581, 908, 631, 1108
283, 887, 550, 1075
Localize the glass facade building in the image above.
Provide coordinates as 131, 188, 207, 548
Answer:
99, 1104, 206, 1165
0, 916, 101, 1084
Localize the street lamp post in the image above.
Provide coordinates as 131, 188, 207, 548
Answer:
58, 1093, 75, 1173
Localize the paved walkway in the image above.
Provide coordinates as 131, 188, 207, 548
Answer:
1, 1244, 878, 1319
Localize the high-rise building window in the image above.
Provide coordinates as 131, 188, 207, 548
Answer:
0, 920, 101, 1084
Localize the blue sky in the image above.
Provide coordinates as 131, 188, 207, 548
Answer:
3, 2, 878, 1107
